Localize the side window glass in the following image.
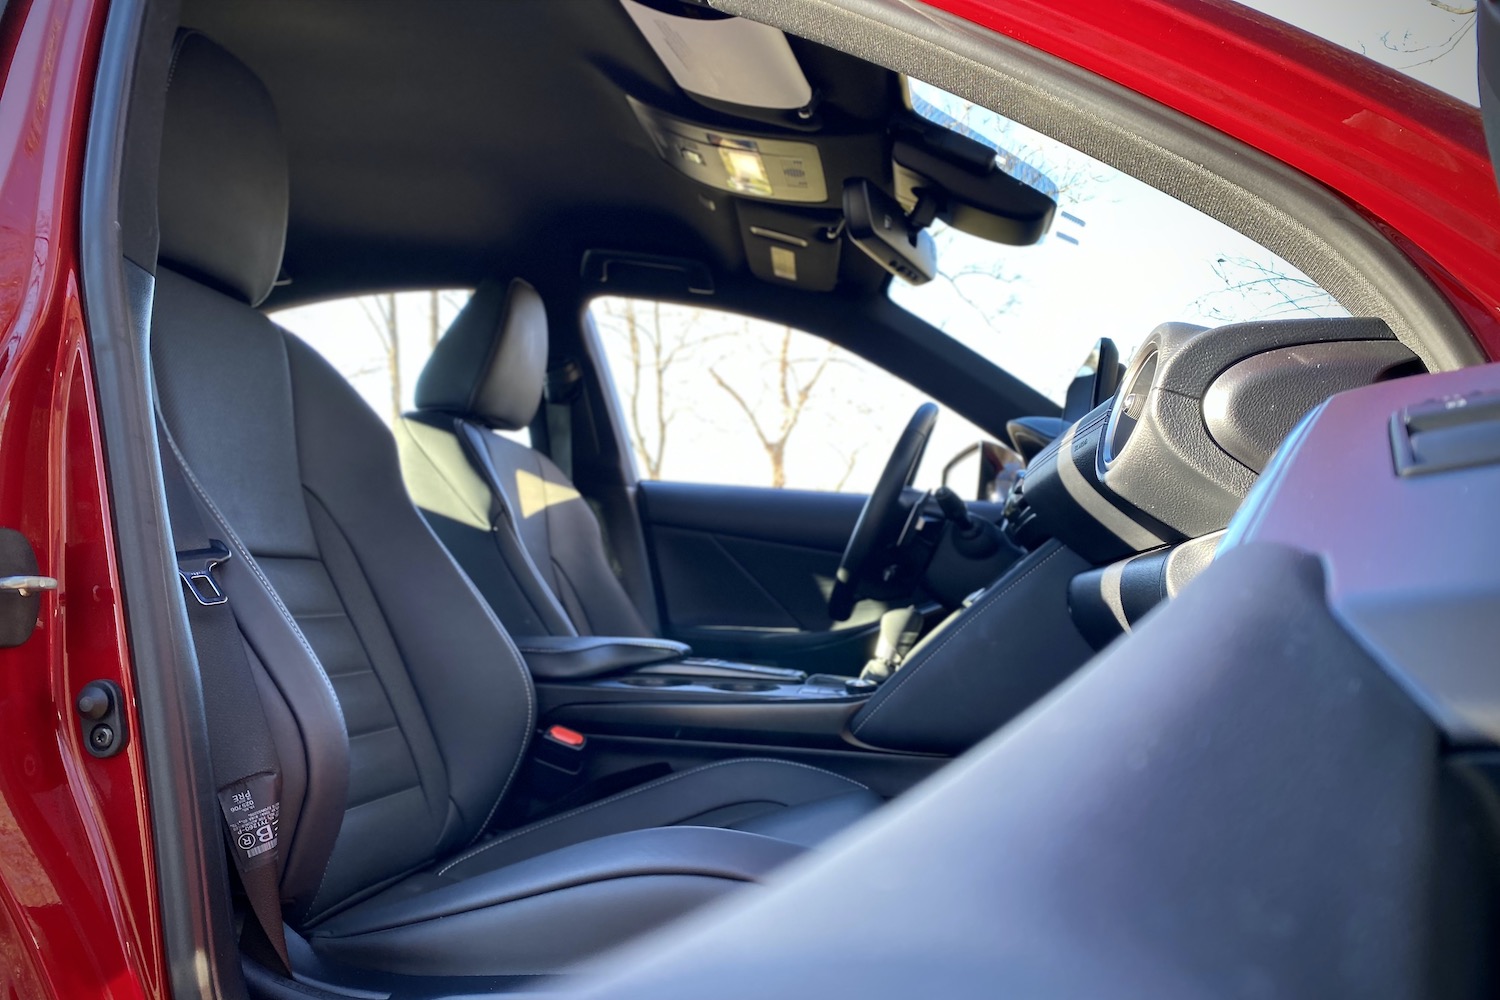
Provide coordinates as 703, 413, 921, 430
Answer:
270, 290, 474, 427
588, 297, 987, 493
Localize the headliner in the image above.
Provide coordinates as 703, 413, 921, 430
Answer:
180, 0, 902, 308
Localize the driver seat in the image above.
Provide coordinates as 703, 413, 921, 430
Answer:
398, 280, 656, 639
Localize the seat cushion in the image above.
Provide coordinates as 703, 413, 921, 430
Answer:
441, 757, 877, 877
305, 758, 879, 976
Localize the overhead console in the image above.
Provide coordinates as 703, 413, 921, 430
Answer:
618, 0, 1058, 292
1013, 317, 1420, 566
629, 99, 831, 203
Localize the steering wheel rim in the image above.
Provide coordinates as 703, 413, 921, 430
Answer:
828, 402, 939, 622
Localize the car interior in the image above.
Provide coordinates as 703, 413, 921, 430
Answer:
75, 0, 1500, 996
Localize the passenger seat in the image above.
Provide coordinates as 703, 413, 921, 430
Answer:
150, 29, 879, 983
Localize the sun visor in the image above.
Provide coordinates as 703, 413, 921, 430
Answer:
621, 0, 813, 111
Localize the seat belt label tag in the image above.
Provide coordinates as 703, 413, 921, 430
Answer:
219, 772, 281, 871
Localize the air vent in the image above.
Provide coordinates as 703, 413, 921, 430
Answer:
1103, 350, 1157, 464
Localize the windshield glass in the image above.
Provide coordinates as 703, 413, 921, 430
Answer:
889, 79, 1350, 405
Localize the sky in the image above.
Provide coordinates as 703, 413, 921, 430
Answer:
272, 0, 1474, 497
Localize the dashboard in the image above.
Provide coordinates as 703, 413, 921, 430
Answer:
1004, 316, 1422, 643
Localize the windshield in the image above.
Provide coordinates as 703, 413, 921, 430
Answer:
889, 79, 1349, 405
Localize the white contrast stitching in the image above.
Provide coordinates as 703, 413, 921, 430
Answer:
163, 426, 342, 711
435, 757, 867, 877
160, 421, 350, 917
434, 530, 536, 843
515, 643, 685, 656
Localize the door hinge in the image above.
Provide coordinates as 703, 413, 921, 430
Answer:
0, 528, 54, 649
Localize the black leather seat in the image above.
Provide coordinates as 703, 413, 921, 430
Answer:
150, 30, 879, 981
398, 279, 658, 639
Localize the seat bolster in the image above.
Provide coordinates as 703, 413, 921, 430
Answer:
306, 826, 801, 977
729, 789, 882, 846
437, 758, 876, 879
312, 826, 803, 938
156, 422, 350, 922
309, 878, 742, 979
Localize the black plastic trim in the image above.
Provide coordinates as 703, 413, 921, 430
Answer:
1223, 362, 1500, 746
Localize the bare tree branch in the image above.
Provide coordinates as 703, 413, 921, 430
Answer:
832, 447, 861, 492
708, 366, 774, 448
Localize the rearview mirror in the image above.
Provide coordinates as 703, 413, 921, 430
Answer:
892, 126, 1057, 246
843, 178, 936, 285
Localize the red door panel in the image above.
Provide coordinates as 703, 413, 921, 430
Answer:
0, 0, 165, 997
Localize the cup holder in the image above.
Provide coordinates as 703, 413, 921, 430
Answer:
618, 676, 691, 688
707, 681, 781, 693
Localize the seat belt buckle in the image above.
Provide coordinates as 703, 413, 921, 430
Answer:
517, 724, 590, 810
538, 724, 587, 775
177, 540, 232, 606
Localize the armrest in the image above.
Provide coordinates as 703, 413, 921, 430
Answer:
515, 635, 691, 679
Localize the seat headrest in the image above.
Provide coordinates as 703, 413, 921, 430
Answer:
415, 279, 549, 431
158, 31, 288, 307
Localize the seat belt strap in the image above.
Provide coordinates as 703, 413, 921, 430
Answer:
543, 359, 583, 481
159, 433, 292, 975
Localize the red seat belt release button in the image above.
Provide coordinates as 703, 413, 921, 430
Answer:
544, 724, 586, 749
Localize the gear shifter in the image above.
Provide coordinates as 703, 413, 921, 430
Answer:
860, 606, 923, 683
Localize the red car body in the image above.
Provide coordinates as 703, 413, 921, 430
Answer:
0, 0, 1494, 996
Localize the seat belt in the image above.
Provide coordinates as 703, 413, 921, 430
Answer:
158, 435, 292, 975
543, 359, 583, 481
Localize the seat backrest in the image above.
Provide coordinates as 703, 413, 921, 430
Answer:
400, 281, 652, 638
150, 31, 534, 925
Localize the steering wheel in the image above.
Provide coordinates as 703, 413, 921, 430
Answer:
828, 403, 939, 622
